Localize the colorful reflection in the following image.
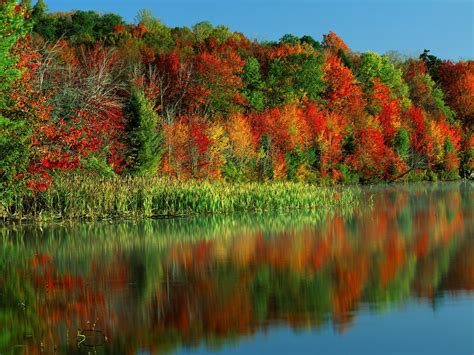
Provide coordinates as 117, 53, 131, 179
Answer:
0, 182, 473, 354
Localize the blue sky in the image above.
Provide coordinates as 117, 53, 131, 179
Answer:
40, 0, 473, 60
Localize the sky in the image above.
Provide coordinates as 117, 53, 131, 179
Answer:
39, 0, 473, 60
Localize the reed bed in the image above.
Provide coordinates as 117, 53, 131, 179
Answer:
1, 175, 360, 222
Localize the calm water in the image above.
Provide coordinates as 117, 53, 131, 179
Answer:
1, 182, 473, 354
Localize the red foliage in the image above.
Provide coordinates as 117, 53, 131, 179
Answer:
114, 24, 126, 34
302, 102, 345, 177
345, 127, 402, 179
322, 31, 350, 56
323, 55, 364, 116
371, 78, 401, 143
131, 23, 148, 38
407, 106, 429, 155
438, 60, 474, 128
163, 116, 212, 178
191, 50, 245, 113
303, 101, 327, 136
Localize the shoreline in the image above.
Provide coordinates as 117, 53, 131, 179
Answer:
1, 177, 471, 225
0, 176, 361, 224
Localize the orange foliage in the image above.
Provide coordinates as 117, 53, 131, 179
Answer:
323, 55, 364, 116
322, 31, 350, 56
438, 61, 474, 127
371, 78, 401, 143
226, 112, 256, 161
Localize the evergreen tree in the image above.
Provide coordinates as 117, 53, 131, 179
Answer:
126, 88, 164, 176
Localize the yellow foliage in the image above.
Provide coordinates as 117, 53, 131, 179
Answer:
226, 113, 256, 162
207, 123, 230, 179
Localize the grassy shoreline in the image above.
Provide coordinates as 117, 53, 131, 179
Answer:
0, 176, 360, 223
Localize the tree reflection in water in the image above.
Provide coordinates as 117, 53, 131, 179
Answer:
0, 182, 472, 353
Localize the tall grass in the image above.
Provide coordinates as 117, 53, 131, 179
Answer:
1, 175, 360, 222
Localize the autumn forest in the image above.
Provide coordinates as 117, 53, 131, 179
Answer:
0, 0, 473, 218
1, 1, 473, 353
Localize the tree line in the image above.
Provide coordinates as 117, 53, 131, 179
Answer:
1, 0, 473, 207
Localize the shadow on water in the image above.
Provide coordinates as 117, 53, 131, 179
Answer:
0, 182, 473, 354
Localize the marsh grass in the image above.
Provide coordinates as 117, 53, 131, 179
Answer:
1, 175, 360, 222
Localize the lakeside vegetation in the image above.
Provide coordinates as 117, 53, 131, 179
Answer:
0, 175, 359, 221
0, 0, 473, 219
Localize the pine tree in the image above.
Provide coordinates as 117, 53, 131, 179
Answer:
126, 88, 164, 176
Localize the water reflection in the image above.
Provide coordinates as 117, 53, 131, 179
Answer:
1, 182, 473, 354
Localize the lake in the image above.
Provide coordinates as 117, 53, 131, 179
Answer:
1, 182, 473, 354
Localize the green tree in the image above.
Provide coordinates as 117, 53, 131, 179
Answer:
337, 48, 354, 70
394, 127, 410, 159
242, 57, 265, 111
0, 0, 31, 207
32, 0, 47, 20
126, 88, 164, 176
279, 34, 299, 45
31, 1, 58, 41
266, 53, 325, 106
300, 35, 322, 51
419, 49, 442, 83
192, 21, 214, 42
356, 51, 411, 107
136, 9, 173, 52
402, 59, 454, 122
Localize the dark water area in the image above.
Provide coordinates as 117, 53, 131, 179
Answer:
1, 182, 473, 354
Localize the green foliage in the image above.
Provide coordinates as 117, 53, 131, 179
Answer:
394, 128, 410, 159
285, 149, 305, 181
0, 116, 32, 206
222, 160, 245, 182
444, 136, 454, 154
136, 9, 174, 52
300, 35, 322, 51
279, 34, 300, 45
265, 53, 325, 106
427, 170, 439, 182
257, 134, 273, 181
31, 0, 47, 21
34, 9, 125, 44
20, 0, 32, 11
339, 164, 360, 184
440, 169, 460, 181
342, 134, 356, 156
357, 51, 411, 106
0, 0, 31, 207
337, 48, 354, 70
213, 25, 234, 43
460, 132, 473, 179
0, 175, 359, 220
79, 156, 117, 178
126, 88, 164, 176
430, 82, 455, 123
242, 57, 265, 111
420, 49, 442, 83
192, 21, 214, 42
0, 2, 27, 107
